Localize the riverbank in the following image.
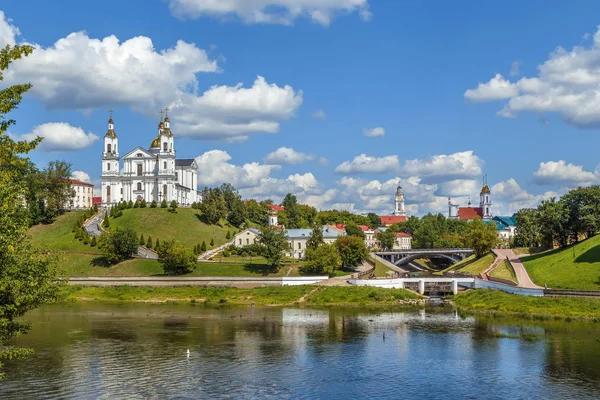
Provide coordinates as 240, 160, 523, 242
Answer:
63, 285, 423, 307
454, 289, 600, 321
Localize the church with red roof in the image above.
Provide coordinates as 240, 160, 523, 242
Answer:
448, 177, 493, 221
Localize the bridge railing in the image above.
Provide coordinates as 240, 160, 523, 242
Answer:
375, 248, 474, 254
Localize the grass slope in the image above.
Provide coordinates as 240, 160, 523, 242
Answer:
28, 211, 98, 252
65, 285, 420, 306
454, 289, 600, 320
522, 235, 600, 290
489, 259, 518, 284
443, 253, 495, 276
109, 208, 231, 249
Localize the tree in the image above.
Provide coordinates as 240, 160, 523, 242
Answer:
0, 44, 67, 378
366, 212, 381, 229
538, 198, 568, 248
246, 200, 270, 226
302, 244, 342, 276
465, 219, 498, 258
133, 200, 139, 208
335, 236, 368, 269
199, 187, 227, 224
140, 199, 147, 208
514, 208, 541, 248
169, 200, 178, 212
150, 200, 157, 208
282, 193, 300, 228
146, 236, 153, 249
377, 230, 396, 250
155, 238, 160, 251
158, 240, 197, 275
226, 230, 231, 240
210, 238, 215, 247
98, 227, 139, 264
345, 222, 365, 238
201, 241, 207, 252
306, 225, 324, 250
161, 199, 168, 208
140, 234, 145, 246
103, 216, 110, 228
258, 227, 288, 272
41, 160, 73, 219
90, 236, 97, 247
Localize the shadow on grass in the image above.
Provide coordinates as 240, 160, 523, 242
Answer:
91, 256, 111, 268
243, 263, 276, 276
575, 244, 600, 264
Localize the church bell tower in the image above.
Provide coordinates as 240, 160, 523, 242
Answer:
393, 184, 406, 217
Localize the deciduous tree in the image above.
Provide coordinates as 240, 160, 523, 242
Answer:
335, 236, 368, 269
258, 227, 288, 272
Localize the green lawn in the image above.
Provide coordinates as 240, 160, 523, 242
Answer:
522, 235, 600, 290
373, 259, 394, 277
442, 253, 495, 276
28, 211, 97, 252
489, 259, 518, 284
109, 207, 232, 249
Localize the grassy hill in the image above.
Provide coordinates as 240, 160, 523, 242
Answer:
522, 235, 600, 290
108, 207, 232, 249
489, 259, 517, 284
440, 252, 495, 276
28, 210, 100, 253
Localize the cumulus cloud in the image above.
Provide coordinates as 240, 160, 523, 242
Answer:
492, 178, 562, 215
312, 109, 327, 119
435, 179, 478, 197
533, 160, 599, 186
0, 10, 19, 47
264, 147, 315, 165
335, 154, 400, 175
168, 0, 371, 26
3, 26, 302, 141
362, 127, 385, 138
195, 150, 279, 188
17, 122, 99, 152
400, 151, 483, 183
72, 171, 91, 183
464, 26, 600, 128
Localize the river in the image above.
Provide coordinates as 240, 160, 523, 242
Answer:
3, 303, 600, 399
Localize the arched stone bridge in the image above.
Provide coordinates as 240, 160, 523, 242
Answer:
375, 248, 475, 266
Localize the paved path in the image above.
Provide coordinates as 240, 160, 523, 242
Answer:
83, 210, 105, 237
493, 249, 542, 289
198, 240, 234, 261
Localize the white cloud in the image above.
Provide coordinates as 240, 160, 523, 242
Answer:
195, 150, 279, 188
264, 147, 315, 165
533, 160, 598, 186
335, 154, 400, 174
0, 11, 19, 47
168, 0, 371, 26
492, 178, 562, 215
312, 109, 327, 119
362, 126, 385, 138
18, 122, 99, 152
510, 61, 520, 76
465, 26, 600, 128
400, 151, 483, 183
71, 171, 91, 183
435, 179, 478, 197
4, 28, 302, 141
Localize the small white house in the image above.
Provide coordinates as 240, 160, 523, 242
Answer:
233, 228, 261, 247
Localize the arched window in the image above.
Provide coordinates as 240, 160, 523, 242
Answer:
107, 143, 111, 153
106, 186, 111, 202
163, 185, 167, 196
486, 196, 489, 203
486, 207, 489, 215
163, 161, 167, 169
163, 142, 168, 151
137, 182, 142, 191
107, 163, 110, 171
137, 164, 142, 176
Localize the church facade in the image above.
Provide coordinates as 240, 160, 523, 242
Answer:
448, 177, 492, 220
101, 113, 200, 207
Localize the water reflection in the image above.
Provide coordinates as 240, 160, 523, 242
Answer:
3, 304, 600, 399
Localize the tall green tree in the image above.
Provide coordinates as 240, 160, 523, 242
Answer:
306, 225, 324, 250
41, 160, 73, 219
514, 208, 541, 248
199, 187, 227, 224
345, 222, 365, 238
98, 227, 139, 264
0, 44, 64, 379
282, 193, 300, 228
377, 230, 396, 250
158, 240, 197, 275
258, 227, 288, 272
538, 198, 568, 248
366, 212, 381, 228
335, 236, 368, 268
246, 200, 270, 226
302, 244, 341, 276
465, 219, 498, 258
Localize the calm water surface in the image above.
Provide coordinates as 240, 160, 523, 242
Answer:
3, 303, 600, 399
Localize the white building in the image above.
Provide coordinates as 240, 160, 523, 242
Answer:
101, 112, 201, 206
234, 228, 261, 247
448, 177, 492, 221
393, 232, 412, 250
67, 179, 94, 209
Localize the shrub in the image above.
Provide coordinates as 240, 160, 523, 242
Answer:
146, 236, 153, 249
158, 240, 197, 275
90, 236, 97, 247
103, 217, 110, 228
161, 199, 168, 208
133, 201, 139, 209
140, 199, 147, 208
98, 227, 139, 264
127, 200, 133, 209
222, 250, 230, 257
191, 202, 198, 209
169, 200, 178, 213
201, 241, 207, 252
140, 234, 145, 246
150, 200, 157, 208
155, 238, 160, 251
226, 230, 231, 240
210, 238, 215, 247
83, 235, 90, 245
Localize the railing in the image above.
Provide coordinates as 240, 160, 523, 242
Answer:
376, 248, 474, 255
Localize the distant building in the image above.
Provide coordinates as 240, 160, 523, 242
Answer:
493, 215, 517, 240
67, 179, 94, 210
233, 228, 261, 247
393, 232, 412, 250
448, 177, 492, 221
92, 197, 102, 206
378, 184, 408, 226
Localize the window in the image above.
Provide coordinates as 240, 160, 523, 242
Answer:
120, 188, 123, 194
298, 242, 301, 249
107, 163, 110, 171
137, 164, 142, 176
239, 239, 242, 245
163, 161, 167, 169
163, 142, 168, 151
106, 186, 111, 196
77, 187, 80, 192
107, 144, 111, 153
137, 182, 142, 191
137, 153, 143, 157
163, 185, 167, 196
246, 238, 249, 245
175, 172, 178, 180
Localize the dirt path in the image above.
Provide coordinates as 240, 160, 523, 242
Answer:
298, 287, 321, 302
493, 249, 542, 289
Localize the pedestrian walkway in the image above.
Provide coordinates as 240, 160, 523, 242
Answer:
83, 210, 105, 237
198, 240, 234, 261
493, 249, 542, 289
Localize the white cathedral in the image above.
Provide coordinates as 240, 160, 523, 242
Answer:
101, 112, 201, 206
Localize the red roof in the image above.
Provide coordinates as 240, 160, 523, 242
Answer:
379, 215, 407, 225
458, 207, 483, 220
394, 232, 412, 238
266, 204, 285, 212
68, 179, 94, 187
92, 197, 102, 205
335, 224, 371, 231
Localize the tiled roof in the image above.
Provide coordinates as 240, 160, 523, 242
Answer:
394, 232, 412, 237
266, 204, 285, 212
286, 227, 345, 239
379, 215, 407, 225
493, 216, 516, 227
68, 179, 94, 187
458, 207, 483, 220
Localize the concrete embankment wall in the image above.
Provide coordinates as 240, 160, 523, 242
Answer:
471, 279, 544, 296
67, 276, 329, 288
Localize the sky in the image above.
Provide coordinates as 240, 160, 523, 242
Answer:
2, 0, 600, 216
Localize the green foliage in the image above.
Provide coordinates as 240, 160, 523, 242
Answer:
366, 212, 381, 228
98, 227, 139, 264
90, 236, 97, 247
0, 43, 64, 379
146, 236, 153, 249
514, 208, 541, 248
210, 238, 215, 247
377, 229, 396, 250
154, 238, 160, 252
158, 240, 197, 275
345, 222, 365, 238
199, 187, 227, 224
133, 200, 139, 208
316, 209, 372, 227
140, 234, 145, 246
226, 230, 231, 240
302, 243, 341, 276
220, 183, 248, 227
282, 193, 300, 228
127, 200, 133, 209
306, 225, 324, 250
169, 200, 178, 212
201, 241, 207, 252
191, 201, 198, 209
150, 200, 157, 208
140, 199, 147, 208
246, 199, 270, 226
465, 219, 498, 258
83, 234, 90, 245
335, 236, 368, 268
103, 216, 110, 228
160, 199, 167, 208
258, 226, 288, 272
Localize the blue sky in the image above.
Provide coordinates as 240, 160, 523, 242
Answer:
2, 0, 600, 215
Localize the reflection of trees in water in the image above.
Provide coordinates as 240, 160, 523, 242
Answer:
544, 325, 600, 382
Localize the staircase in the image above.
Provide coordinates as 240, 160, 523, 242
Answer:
198, 240, 234, 261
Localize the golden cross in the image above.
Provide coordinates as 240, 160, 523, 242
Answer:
108, 108, 114, 119
164, 106, 170, 117
159, 110, 164, 121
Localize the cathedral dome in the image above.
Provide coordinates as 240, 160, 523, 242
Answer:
480, 185, 490, 195
150, 136, 160, 148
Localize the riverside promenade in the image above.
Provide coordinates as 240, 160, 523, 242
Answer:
67, 276, 329, 288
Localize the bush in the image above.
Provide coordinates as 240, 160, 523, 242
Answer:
83, 235, 90, 245
169, 200, 178, 213
90, 236, 97, 247
161, 199, 168, 208
155, 238, 160, 251
133, 201, 139, 209
146, 236, 153, 249
98, 227, 139, 264
140, 234, 145, 246
226, 230, 231, 240
158, 240, 197, 275
140, 199, 147, 208
222, 250, 230, 257
210, 238, 215, 247
115, 210, 123, 218
201, 241, 207, 252
103, 217, 110, 228
127, 200, 133, 209
191, 202, 198, 209
241, 243, 265, 257
150, 200, 157, 208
